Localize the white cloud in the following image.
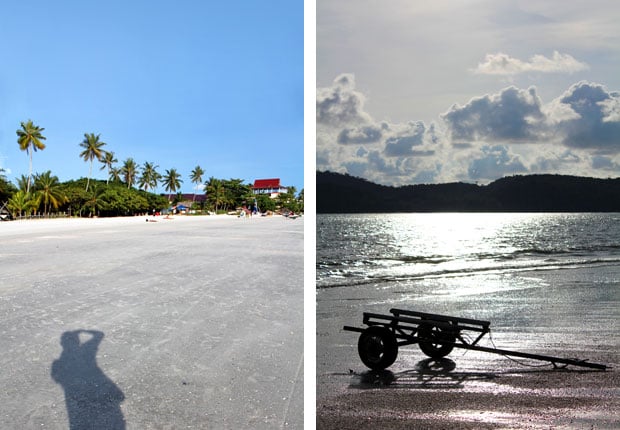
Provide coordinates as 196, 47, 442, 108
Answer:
473, 51, 589, 76
316, 73, 372, 125
318, 73, 620, 185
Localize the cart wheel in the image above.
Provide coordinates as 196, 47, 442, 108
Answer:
418, 323, 456, 359
357, 326, 398, 370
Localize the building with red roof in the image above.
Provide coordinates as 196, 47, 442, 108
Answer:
252, 178, 288, 198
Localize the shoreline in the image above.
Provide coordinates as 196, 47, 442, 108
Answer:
317, 264, 620, 429
0, 213, 292, 236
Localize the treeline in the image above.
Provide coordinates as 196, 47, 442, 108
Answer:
1, 119, 303, 218
317, 171, 620, 212
0, 172, 303, 218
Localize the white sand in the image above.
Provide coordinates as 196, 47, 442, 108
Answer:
0, 213, 304, 428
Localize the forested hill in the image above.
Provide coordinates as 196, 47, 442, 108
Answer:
317, 171, 620, 213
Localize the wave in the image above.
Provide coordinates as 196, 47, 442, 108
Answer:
316, 256, 620, 289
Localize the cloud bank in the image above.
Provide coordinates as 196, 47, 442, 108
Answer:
317, 74, 620, 186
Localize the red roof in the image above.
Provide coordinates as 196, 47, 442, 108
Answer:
253, 178, 281, 189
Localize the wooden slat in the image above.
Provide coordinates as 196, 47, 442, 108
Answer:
390, 308, 490, 328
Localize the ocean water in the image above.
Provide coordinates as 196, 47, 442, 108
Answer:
317, 212, 620, 289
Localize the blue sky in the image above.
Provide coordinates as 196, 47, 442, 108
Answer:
0, 1, 303, 193
317, 1, 620, 186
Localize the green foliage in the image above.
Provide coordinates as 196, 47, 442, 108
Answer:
162, 168, 183, 200
16, 120, 46, 193
33, 171, 67, 215
254, 194, 276, 212
138, 162, 161, 192
121, 158, 138, 189
275, 191, 300, 213
203, 177, 252, 212
79, 133, 107, 191
57, 179, 167, 217
7, 190, 40, 217
0, 169, 17, 203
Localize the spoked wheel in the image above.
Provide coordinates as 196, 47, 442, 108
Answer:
357, 326, 398, 370
418, 322, 456, 359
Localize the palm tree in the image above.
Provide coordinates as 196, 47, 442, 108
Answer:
84, 184, 108, 217
121, 158, 138, 189
108, 166, 122, 183
33, 170, 66, 216
16, 120, 46, 193
79, 133, 107, 191
138, 162, 161, 192
190, 165, 205, 203
162, 168, 183, 202
206, 177, 225, 212
15, 174, 31, 192
100, 151, 117, 185
7, 190, 39, 218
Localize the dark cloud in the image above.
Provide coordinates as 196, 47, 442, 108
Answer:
442, 86, 545, 143
468, 145, 527, 181
316, 73, 371, 125
337, 125, 382, 144
384, 121, 425, 156
531, 151, 581, 172
591, 155, 619, 170
553, 81, 620, 152
383, 121, 440, 157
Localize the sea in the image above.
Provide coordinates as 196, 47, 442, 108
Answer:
317, 212, 620, 290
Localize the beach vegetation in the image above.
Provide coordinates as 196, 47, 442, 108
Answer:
254, 193, 277, 212
78, 133, 107, 192
33, 171, 67, 216
275, 187, 303, 213
4, 120, 304, 217
108, 166, 122, 184
16, 120, 46, 193
0, 169, 17, 203
15, 175, 31, 192
190, 165, 205, 203
121, 158, 138, 189
100, 151, 118, 185
205, 177, 225, 212
138, 162, 161, 192
162, 168, 183, 201
58, 179, 167, 217
7, 190, 40, 217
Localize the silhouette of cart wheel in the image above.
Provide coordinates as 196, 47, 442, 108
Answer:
357, 326, 398, 370
418, 322, 456, 359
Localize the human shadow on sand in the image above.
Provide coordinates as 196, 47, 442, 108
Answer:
349, 358, 497, 390
51, 330, 126, 429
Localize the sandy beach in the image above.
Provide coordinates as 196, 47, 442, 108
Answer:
317, 265, 620, 429
0, 214, 304, 429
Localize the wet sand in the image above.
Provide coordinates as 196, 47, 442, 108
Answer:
0, 215, 304, 429
317, 266, 620, 429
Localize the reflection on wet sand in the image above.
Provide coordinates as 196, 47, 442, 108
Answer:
351, 358, 497, 390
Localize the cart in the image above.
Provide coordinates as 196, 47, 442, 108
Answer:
343, 308, 607, 371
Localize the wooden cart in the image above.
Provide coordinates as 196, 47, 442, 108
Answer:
344, 308, 607, 371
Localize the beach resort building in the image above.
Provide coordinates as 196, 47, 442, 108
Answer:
252, 178, 288, 198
